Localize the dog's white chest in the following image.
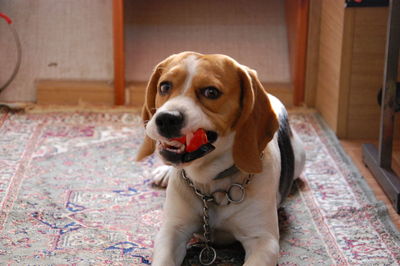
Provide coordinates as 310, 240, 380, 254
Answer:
209, 200, 251, 229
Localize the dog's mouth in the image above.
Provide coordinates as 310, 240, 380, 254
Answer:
158, 129, 218, 164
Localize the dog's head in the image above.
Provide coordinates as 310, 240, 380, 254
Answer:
136, 52, 278, 173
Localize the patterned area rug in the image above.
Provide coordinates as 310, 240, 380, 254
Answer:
0, 109, 399, 265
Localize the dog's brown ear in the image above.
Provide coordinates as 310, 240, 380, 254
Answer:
232, 67, 279, 173
135, 63, 163, 161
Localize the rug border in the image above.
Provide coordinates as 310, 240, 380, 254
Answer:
310, 112, 400, 239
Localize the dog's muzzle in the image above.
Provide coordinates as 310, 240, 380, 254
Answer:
153, 111, 218, 164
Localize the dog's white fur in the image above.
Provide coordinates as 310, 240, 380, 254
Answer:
182, 55, 199, 94
137, 52, 305, 265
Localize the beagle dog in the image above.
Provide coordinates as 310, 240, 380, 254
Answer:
136, 52, 305, 266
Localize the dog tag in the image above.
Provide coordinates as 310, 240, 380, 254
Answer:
199, 246, 216, 265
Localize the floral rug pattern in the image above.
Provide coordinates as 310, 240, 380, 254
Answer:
0, 110, 399, 265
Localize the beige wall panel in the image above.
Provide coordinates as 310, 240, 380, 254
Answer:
0, 0, 113, 102
315, 0, 345, 132
124, 0, 290, 84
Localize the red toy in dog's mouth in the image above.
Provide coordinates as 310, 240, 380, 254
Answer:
160, 129, 208, 153
158, 129, 217, 164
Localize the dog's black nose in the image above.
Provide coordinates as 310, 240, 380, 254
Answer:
155, 111, 185, 138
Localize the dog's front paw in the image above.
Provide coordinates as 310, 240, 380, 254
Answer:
152, 165, 172, 188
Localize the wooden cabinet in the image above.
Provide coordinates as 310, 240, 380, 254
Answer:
306, 1, 399, 139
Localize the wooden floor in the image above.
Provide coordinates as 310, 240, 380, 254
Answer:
340, 140, 400, 230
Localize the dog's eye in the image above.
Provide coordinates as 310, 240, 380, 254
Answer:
201, 87, 221, 99
159, 82, 172, 95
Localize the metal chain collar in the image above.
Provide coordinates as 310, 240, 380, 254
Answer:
181, 169, 253, 265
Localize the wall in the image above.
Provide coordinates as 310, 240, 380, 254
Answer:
0, 0, 113, 102
124, 0, 291, 86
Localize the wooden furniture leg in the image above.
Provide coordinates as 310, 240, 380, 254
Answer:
113, 0, 125, 105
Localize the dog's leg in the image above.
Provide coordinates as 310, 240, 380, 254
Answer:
233, 206, 280, 266
152, 174, 200, 265
240, 234, 280, 266
291, 130, 306, 180
152, 165, 173, 187
152, 221, 197, 266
